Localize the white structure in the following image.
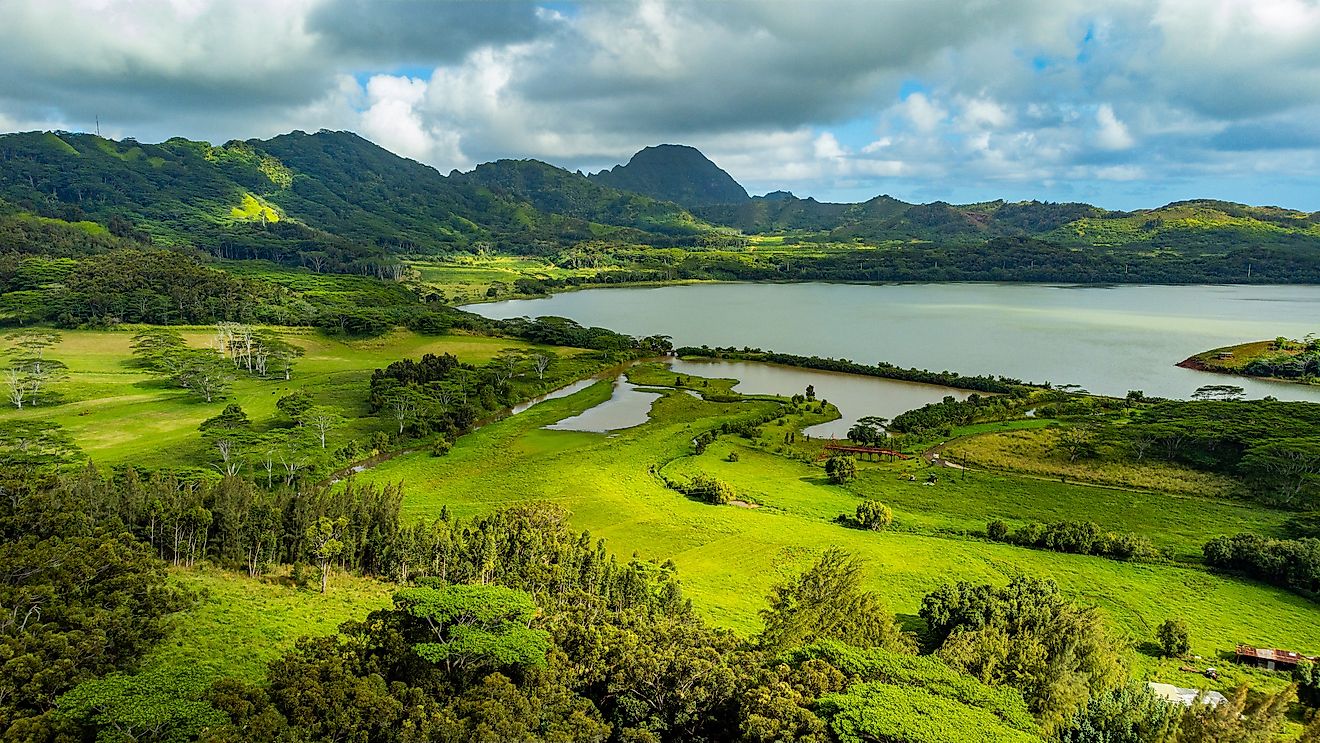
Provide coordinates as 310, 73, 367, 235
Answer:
1147, 682, 1228, 708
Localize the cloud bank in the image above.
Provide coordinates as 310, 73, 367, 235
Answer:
1, 0, 1317, 209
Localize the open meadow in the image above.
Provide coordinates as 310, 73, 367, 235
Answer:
7, 331, 1317, 712
0, 327, 603, 468
353, 364, 1320, 693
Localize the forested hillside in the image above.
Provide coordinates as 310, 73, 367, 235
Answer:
2, 129, 1318, 289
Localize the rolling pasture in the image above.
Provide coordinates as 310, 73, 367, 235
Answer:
355, 364, 1320, 684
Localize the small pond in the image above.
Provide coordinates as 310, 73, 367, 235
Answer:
543, 378, 662, 433
666, 358, 970, 438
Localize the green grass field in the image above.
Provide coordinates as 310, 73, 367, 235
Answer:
143, 566, 393, 680
409, 256, 625, 305
0, 327, 598, 467
353, 369, 1320, 677
12, 333, 1317, 700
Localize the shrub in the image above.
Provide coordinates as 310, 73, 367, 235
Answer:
826, 456, 857, 485
431, 436, 452, 457
1155, 619, 1190, 658
856, 500, 893, 531
726, 451, 740, 462
986, 520, 1009, 541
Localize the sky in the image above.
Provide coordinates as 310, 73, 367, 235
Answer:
1, 0, 1318, 211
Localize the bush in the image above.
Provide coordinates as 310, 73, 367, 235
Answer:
989, 520, 1153, 561
1155, 619, 1190, 658
1296, 660, 1320, 708
431, 436, 452, 457
856, 500, 893, 531
826, 456, 857, 485
726, 451, 740, 462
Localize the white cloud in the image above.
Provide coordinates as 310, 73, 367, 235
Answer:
901, 93, 946, 133
1, 0, 1318, 207
1095, 104, 1135, 150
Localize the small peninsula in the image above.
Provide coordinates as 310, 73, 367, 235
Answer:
1179, 335, 1320, 384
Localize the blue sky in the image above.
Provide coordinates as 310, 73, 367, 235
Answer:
1, 0, 1317, 211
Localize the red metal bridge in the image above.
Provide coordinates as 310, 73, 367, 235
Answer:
819, 443, 910, 461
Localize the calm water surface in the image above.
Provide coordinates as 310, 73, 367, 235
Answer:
667, 358, 971, 438
474, 283, 1320, 402
544, 378, 661, 432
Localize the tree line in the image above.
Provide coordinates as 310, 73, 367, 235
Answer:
675, 347, 1029, 394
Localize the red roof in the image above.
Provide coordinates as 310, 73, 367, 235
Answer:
1236, 645, 1314, 663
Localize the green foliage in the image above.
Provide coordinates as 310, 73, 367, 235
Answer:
0, 477, 191, 734
988, 519, 1155, 561
818, 682, 1043, 743
53, 665, 226, 743
1296, 659, 1320, 708
759, 548, 912, 652
1119, 399, 1320, 507
788, 641, 1038, 733
1058, 683, 1180, 743
1172, 683, 1293, 743
1156, 619, 1191, 658
825, 455, 856, 484
920, 576, 1126, 734
855, 499, 893, 530
395, 581, 551, 672
1203, 533, 1320, 601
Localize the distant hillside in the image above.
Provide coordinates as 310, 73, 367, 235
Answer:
589, 144, 749, 208
694, 192, 1319, 250
453, 159, 705, 236
1, 129, 1318, 284
0, 130, 710, 275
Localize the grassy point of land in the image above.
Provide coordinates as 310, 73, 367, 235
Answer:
1179, 336, 1319, 386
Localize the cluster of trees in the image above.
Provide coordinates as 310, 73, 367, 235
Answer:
889, 392, 1034, 437
1239, 335, 1320, 381
367, 350, 548, 441
501, 315, 673, 354
919, 576, 1126, 733
1118, 400, 1320, 507
0, 464, 193, 735
1203, 533, 1320, 600
986, 520, 1157, 560
132, 326, 303, 403
663, 472, 737, 505
0, 247, 464, 332
64, 465, 402, 582
2, 329, 67, 408
675, 347, 1027, 394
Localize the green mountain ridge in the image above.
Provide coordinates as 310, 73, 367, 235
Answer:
1, 128, 1318, 283
588, 143, 750, 207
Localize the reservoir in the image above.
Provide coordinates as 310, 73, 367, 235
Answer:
473, 282, 1320, 402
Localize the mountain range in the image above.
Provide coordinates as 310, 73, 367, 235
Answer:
1, 128, 1317, 279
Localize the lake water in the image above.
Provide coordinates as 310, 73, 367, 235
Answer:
667, 358, 972, 438
473, 283, 1320, 402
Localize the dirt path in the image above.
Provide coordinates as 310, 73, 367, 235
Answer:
922, 441, 966, 469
